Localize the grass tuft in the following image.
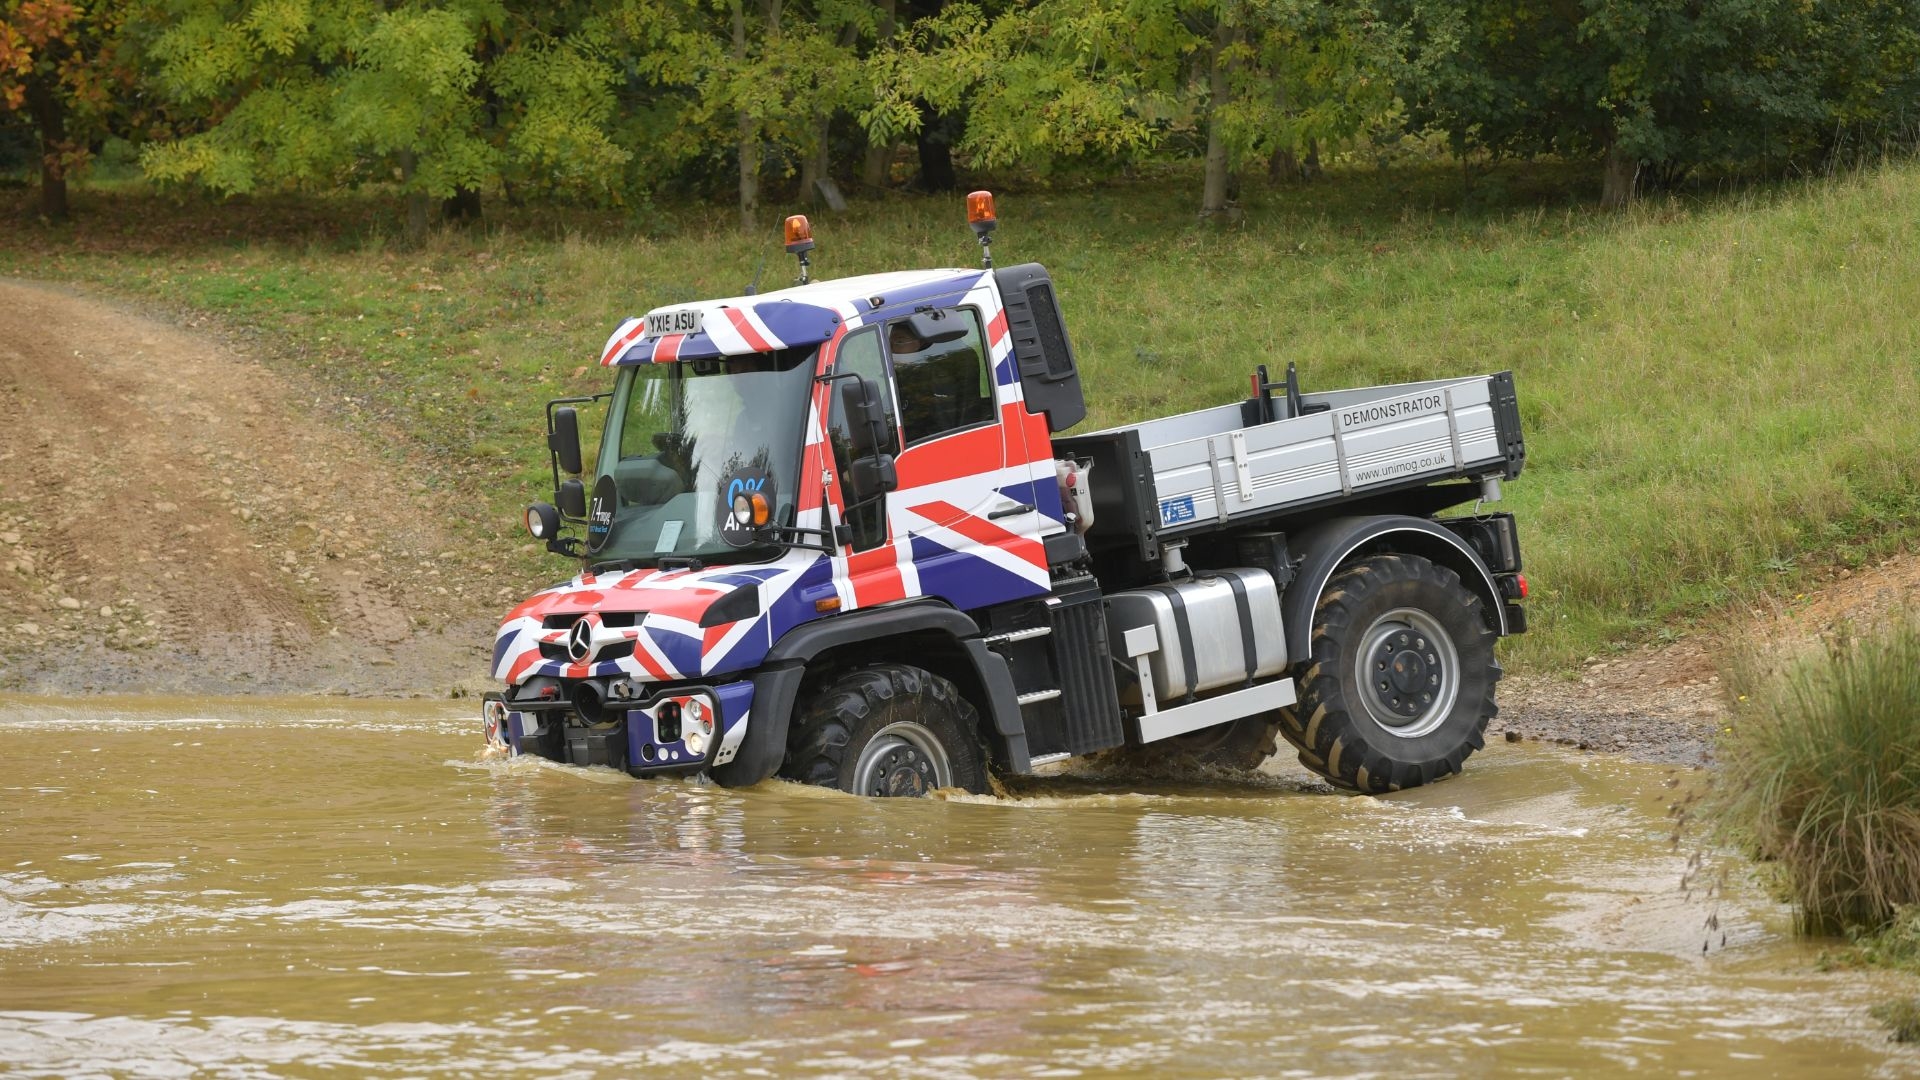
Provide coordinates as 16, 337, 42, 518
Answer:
1870, 997, 1920, 1043
1710, 620, 1920, 930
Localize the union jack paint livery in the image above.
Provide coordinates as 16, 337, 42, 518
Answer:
486, 216, 1529, 798
489, 267, 1071, 776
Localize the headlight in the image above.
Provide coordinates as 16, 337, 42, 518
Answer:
483, 698, 509, 746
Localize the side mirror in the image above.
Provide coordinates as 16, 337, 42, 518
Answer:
838, 376, 889, 458
550, 406, 584, 476
904, 310, 969, 346
557, 477, 587, 519
847, 454, 897, 502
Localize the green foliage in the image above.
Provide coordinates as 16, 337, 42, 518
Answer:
141, 0, 633, 202
1870, 998, 1920, 1043
1710, 620, 1920, 931
1388, 0, 1920, 190
1849, 905, 1920, 972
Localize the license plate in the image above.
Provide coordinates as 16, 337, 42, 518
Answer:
645, 308, 703, 338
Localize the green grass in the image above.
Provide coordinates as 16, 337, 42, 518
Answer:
3, 160, 1918, 669
1710, 620, 1920, 930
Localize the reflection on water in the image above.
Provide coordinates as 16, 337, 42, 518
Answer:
0, 694, 1913, 1077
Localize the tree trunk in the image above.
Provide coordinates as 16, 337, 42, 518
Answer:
1302, 138, 1321, 181
1199, 20, 1234, 221
861, 0, 898, 189
799, 119, 831, 204
800, 24, 857, 204
861, 137, 892, 189
397, 150, 429, 247
24, 74, 69, 222
1268, 147, 1298, 183
915, 103, 956, 192
1265, 80, 1295, 184
733, 0, 759, 231
442, 186, 483, 227
1600, 139, 1636, 209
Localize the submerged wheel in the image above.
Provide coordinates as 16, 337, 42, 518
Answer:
781, 664, 990, 797
1156, 711, 1284, 771
1280, 553, 1499, 793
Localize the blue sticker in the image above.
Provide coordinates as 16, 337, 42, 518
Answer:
1159, 495, 1196, 526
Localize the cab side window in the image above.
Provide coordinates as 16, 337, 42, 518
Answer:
887, 308, 993, 445
826, 326, 896, 551
828, 327, 899, 454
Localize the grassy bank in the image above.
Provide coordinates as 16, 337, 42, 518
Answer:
1713, 620, 1920, 928
3, 163, 1917, 671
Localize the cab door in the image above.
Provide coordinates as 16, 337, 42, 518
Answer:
826, 301, 1050, 612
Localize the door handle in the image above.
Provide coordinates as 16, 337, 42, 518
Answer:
987, 503, 1036, 520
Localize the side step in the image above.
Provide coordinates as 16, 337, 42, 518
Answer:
1134, 679, 1297, 744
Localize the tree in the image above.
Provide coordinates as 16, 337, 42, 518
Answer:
1388, 0, 1845, 207
141, 1, 631, 241
866, 0, 1398, 218
1, 0, 138, 220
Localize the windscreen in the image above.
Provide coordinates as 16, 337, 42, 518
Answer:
587, 347, 815, 567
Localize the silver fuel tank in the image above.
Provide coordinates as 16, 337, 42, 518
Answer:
1105, 569, 1288, 703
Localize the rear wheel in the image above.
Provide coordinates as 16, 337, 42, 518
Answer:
781, 664, 990, 797
1281, 553, 1499, 793
1155, 711, 1283, 771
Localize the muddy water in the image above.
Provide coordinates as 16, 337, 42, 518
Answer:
0, 697, 1911, 1078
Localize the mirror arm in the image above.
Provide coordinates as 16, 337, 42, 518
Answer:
542, 393, 608, 502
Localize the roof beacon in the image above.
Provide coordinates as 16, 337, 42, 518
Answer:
967, 190, 996, 269
784, 214, 815, 285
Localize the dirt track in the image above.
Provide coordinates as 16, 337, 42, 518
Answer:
1494, 552, 1920, 764
0, 279, 502, 697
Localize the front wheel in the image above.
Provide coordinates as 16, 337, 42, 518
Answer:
781, 664, 991, 797
1279, 553, 1499, 793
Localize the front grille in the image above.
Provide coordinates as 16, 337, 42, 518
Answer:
537, 639, 637, 663
542, 611, 642, 629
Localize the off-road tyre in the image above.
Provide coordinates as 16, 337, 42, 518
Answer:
780, 664, 991, 797
1154, 711, 1284, 771
1279, 553, 1499, 793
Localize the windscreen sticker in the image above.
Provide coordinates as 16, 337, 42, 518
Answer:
655, 520, 684, 553
586, 474, 617, 554
1159, 495, 1196, 526
719, 468, 775, 546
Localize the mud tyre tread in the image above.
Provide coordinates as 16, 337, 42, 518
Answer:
780, 663, 991, 796
1284, 554, 1499, 794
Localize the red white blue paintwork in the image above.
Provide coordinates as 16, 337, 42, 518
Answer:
491, 269, 1067, 766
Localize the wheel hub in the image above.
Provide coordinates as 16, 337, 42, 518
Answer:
871, 743, 936, 797
1357, 608, 1460, 738
851, 723, 955, 798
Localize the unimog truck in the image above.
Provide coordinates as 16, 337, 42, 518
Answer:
483, 194, 1529, 797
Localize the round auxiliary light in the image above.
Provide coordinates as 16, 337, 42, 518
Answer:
730, 492, 771, 528
525, 503, 560, 540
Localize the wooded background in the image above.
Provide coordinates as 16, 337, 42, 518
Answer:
6, 0, 1920, 232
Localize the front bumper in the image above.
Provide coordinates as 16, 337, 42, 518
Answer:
483, 679, 755, 777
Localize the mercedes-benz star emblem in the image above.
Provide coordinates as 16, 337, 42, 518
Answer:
567, 618, 594, 662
